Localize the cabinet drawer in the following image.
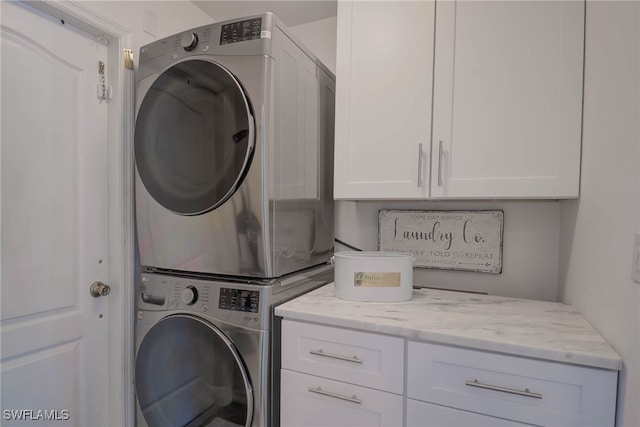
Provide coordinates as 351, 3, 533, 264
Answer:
407, 341, 617, 426
407, 399, 530, 426
281, 369, 403, 427
282, 320, 404, 394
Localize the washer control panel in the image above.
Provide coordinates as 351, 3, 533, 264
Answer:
138, 272, 270, 329
218, 287, 260, 313
170, 281, 210, 310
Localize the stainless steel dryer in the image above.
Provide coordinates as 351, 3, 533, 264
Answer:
135, 264, 333, 427
134, 13, 336, 279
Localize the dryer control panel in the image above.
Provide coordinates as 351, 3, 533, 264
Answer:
220, 17, 263, 45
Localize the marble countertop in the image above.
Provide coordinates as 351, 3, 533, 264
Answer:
275, 284, 622, 370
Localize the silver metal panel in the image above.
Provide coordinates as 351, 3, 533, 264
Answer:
136, 13, 332, 82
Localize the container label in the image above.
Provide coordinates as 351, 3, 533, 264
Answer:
354, 272, 401, 287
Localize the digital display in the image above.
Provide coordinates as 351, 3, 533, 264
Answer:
220, 18, 262, 45
219, 288, 260, 313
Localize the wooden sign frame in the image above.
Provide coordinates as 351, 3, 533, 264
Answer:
378, 210, 504, 273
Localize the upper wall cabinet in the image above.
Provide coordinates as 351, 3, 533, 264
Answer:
431, 0, 584, 199
334, 0, 585, 200
334, 0, 435, 199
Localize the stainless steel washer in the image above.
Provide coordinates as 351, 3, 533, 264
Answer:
134, 265, 332, 427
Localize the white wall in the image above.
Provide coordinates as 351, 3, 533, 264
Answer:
290, 16, 337, 74
336, 200, 561, 301
79, 0, 213, 66
558, 2, 640, 426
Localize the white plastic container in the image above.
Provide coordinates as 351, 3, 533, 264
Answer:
332, 251, 414, 302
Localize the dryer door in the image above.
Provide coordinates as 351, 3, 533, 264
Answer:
134, 59, 255, 215
135, 314, 253, 427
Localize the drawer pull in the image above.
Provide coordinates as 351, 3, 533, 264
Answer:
464, 379, 542, 399
309, 349, 363, 364
308, 387, 363, 405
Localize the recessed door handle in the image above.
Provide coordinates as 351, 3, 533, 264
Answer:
232, 129, 249, 143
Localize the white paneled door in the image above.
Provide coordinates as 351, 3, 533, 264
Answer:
1, 2, 111, 426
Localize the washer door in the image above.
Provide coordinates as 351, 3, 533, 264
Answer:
134, 59, 255, 215
135, 315, 253, 427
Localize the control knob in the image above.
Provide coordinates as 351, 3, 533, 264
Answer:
180, 32, 198, 51
181, 286, 198, 305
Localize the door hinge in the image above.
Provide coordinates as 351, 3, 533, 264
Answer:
97, 60, 112, 101
124, 49, 134, 70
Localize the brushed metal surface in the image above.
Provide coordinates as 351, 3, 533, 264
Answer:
134, 15, 335, 279
134, 266, 333, 427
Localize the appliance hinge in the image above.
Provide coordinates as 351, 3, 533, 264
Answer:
97, 60, 112, 101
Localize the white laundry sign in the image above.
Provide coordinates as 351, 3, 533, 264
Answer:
378, 210, 504, 273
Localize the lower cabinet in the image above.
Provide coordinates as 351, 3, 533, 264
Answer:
280, 320, 404, 427
407, 341, 618, 427
280, 320, 618, 427
407, 399, 529, 427
280, 370, 403, 427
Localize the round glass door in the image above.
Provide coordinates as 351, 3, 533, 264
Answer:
135, 315, 253, 427
134, 60, 255, 215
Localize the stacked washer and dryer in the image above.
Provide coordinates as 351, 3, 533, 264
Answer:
133, 13, 335, 427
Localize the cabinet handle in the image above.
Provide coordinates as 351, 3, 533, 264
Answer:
308, 387, 363, 405
464, 379, 542, 399
437, 140, 444, 186
309, 349, 363, 364
417, 143, 424, 187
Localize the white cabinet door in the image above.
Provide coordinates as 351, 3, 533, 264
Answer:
407, 341, 617, 427
431, 0, 584, 199
281, 320, 404, 394
334, 0, 435, 199
407, 399, 532, 427
280, 369, 403, 427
